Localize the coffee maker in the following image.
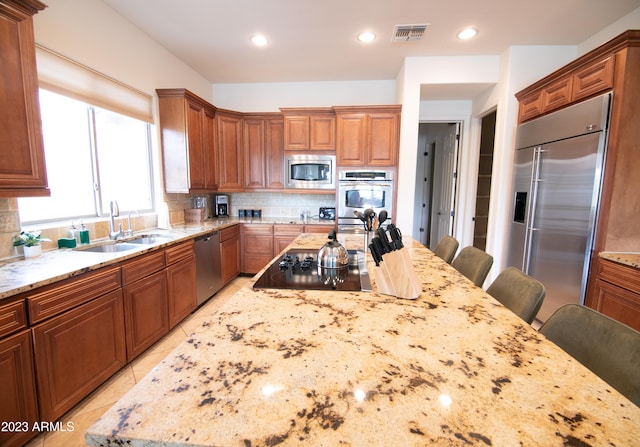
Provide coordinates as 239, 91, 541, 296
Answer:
215, 194, 229, 217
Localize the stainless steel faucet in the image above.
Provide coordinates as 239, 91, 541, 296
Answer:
126, 210, 140, 237
109, 201, 125, 240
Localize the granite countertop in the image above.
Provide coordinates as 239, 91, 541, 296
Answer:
86, 234, 640, 446
0, 217, 335, 303
599, 251, 640, 269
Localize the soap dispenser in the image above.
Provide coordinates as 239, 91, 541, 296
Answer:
79, 222, 90, 245
68, 222, 80, 245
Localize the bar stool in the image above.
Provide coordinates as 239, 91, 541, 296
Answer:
433, 236, 459, 264
539, 304, 640, 407
486, 267, 545, 324
451, 246, 493, 287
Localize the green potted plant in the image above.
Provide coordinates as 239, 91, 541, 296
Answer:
13, 230, 51, 258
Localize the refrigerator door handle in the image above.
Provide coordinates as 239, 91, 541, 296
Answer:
523, 145, 543, 274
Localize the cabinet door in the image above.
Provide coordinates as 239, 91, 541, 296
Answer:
367, 112, 399, 166
186, 101, 206, 189
273, 224, 303, 256
241, 224, 274, 273
0, 330, 39, 447
32, 290, 126, 421
217, 112, 244, 191
203, 107, 219, 190
123, 270, 168, 361
167, 254, 197, 329
221, 233, 241, 284
265, 118, 285, 189
0, 2, 49, 197
592, 279, 640, 332
310, 114, 336, 150
336, 113, 367, 165
243, 118, 266, 189
283, 115, 310, 150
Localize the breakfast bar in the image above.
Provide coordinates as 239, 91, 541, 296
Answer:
86, 234, 640, 446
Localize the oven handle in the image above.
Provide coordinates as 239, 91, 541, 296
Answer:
338, 181, 392, 187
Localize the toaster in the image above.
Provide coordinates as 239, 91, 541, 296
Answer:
319, 207, 335, 220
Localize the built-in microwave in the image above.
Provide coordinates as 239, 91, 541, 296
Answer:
285, 154, 335, 189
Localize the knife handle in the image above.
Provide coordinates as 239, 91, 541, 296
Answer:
368, 241, 382, 266
387, 224, 404, 249
376, 227, 393, 252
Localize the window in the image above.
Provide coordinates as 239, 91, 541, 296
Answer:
18, 89, 154, 223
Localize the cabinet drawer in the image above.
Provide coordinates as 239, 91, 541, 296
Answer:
121, 250, 166, 285
220, 224, 240, 242
165, 240, 194, 265
572, 56, 614, 102
518, 91, 543, 123
542, 77, 572, 113
0, 300, 27, 338
27, 266, 122, 325
274, 224, 304, 236
597, 258, 640, 295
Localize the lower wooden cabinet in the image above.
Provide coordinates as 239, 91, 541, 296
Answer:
166, 253, 197, 329
587, 257, 640, 332
0, 329, 39, 447
220, 225, 241, 284
273, 224, 303, 256
242, 224, 274, 274
123, 270, 169, 361
32, 290, 126, 421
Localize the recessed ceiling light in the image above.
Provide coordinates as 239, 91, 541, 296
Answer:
457, 27, 478, 40
251, 34, 269, 46
357, 31, 376, 43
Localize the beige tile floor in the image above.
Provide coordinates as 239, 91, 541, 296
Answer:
24, 276, 251, 447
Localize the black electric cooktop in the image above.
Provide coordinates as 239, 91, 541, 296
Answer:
253, 249, 362, 291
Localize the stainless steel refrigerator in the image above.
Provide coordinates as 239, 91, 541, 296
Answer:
506, 92, 611, 322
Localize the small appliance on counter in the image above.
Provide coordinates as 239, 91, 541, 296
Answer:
319, 207, 335, 220
215, 194, 229, 217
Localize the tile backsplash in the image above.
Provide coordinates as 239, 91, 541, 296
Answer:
228, 192, 335, 220
1, 191, 336, 260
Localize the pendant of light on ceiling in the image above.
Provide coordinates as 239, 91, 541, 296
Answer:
357, 31, 376, 43
251, 34, 269, 46
457, 27, 478, 40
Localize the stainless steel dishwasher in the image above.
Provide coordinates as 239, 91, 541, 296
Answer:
194, 231, 223, 305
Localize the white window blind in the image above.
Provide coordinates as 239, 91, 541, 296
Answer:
35, 44, 153, 123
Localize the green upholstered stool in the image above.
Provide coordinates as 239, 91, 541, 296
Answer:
539, 304, 640, 407
433, 236, 459, 264
451, 246, 493, 287
486, 267, 545, 324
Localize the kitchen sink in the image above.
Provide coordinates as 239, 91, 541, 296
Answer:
77, 243, 140, 253
127, 234, 174, 244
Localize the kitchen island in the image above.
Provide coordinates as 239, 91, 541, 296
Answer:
86, 234, 640, 446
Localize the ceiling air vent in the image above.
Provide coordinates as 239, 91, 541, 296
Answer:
392, 24, 429, 42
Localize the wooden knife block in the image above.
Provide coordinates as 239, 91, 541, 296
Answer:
374, 248, 422, 299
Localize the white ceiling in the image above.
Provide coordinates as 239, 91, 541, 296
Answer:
101, 0, 640, 100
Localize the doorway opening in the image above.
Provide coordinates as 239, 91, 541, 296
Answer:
413, 122, 461, 249
473, 110, 496, 251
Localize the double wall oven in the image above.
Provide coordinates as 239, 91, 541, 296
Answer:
337, 168, 394, 233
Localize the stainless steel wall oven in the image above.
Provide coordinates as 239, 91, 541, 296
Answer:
337, 168, 394, 233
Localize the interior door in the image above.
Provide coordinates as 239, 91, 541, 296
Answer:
430, 123, 459, 247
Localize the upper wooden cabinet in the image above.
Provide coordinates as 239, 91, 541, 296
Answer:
216, 109, 244, 192
156, 89, 218, 193
280, 108, 336, 151
516, 52, 615, 123
243, 113, 284, 190
0, 0, 49, 197
334, 105, 401, 167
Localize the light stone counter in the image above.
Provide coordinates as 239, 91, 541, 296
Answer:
0, 218, 333, 303
599, 251, 640, 269
86, 234, 640, 446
